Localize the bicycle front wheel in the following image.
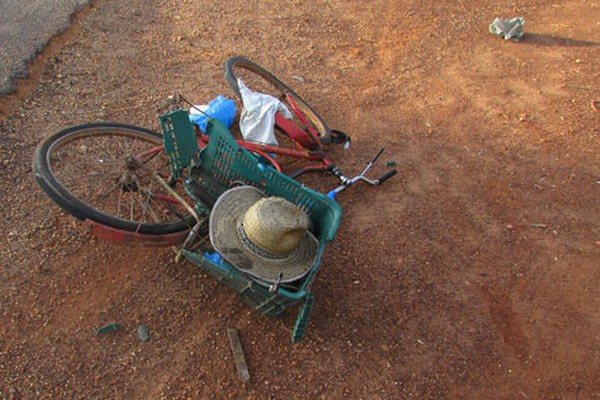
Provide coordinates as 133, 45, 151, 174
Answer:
224, 56, 332, 144
33, 123, 197, 234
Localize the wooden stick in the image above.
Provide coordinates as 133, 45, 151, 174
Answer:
153, 173, 201, 223
227, 327, 250, 383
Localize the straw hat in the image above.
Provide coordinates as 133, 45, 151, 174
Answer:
209, 186, 318, 283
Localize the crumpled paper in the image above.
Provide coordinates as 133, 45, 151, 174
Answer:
489, 17, 525, 41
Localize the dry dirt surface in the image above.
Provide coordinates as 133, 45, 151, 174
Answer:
1, 0, 599, 399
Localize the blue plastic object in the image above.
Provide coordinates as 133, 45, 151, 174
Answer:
189, 95, 237, 133
204, 251, 222, 265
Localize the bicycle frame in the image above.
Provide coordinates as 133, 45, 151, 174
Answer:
188, 94, 338, 178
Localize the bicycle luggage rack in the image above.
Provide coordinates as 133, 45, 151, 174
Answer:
160, 109, 342, 343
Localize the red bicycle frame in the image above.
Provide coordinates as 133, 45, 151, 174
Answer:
192, 94, 336, 178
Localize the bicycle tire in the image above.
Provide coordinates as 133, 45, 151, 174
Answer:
33, 123, 197, 234
224, 56, 332, 144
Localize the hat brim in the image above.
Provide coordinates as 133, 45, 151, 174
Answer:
209, 186, 318, 283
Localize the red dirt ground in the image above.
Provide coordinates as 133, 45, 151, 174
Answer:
1, 0, 599, 398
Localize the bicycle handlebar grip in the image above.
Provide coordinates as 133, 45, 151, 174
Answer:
377, 169, 397, 184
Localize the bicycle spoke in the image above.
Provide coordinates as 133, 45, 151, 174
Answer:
95, 137, 121, 165
117, 182, 124, 219
133, 175, 162, 224
93, 180, 123, 205
129, 189, 134, 222
113, 134, 128, 155
140, 147, 162, 165
90, 169, 120, 201
54, 161, 80, 191
143, 193, 163, 223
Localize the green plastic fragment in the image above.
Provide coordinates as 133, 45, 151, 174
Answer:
160, 109, 199, 179
137, 324, 150, 342
292, 292, 315, 343
96, 322, 120, 336
386, 160, 397, 167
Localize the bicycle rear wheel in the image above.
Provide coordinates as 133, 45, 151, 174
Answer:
224, 56, 332, 144
33, 123, 197, 234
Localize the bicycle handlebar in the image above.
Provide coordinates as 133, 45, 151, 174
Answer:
326, 148, 396, 199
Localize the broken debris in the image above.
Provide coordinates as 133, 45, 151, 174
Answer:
227, 327, 250, 382
96, 322, 120, 336
137, 324, 151, 342
489, 17, 525, 41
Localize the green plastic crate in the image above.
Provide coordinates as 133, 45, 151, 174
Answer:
160, 109, 199, 180
161, 110, 342, 343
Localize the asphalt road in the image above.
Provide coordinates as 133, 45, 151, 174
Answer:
0, 0, 90, 96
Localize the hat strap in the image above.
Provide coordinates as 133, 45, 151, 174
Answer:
236, 218, 288, 260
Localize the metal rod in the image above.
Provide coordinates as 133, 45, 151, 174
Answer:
153, 173, 201, 223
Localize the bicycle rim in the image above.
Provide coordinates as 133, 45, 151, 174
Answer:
33, 123, 197, 234
224, 56, 332, 144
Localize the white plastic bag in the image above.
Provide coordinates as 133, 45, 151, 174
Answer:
238, 78, 292, 145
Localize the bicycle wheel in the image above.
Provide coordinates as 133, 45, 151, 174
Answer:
224, 56, 332, 144
33, 123, 197, 234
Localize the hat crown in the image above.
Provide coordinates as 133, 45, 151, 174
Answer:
242, 197, 308, 255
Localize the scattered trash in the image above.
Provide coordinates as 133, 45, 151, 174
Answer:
489, 17, 525, 41
291, 75, 305, 83
96, 322, 120, 336
530, 223, 548, 229
592, 100, 599, 112
137, 324, 151, 342
189, 95, 237, 133
227, 327, 250, 382
386, 160, 397, 167
238, 78, 292, 146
